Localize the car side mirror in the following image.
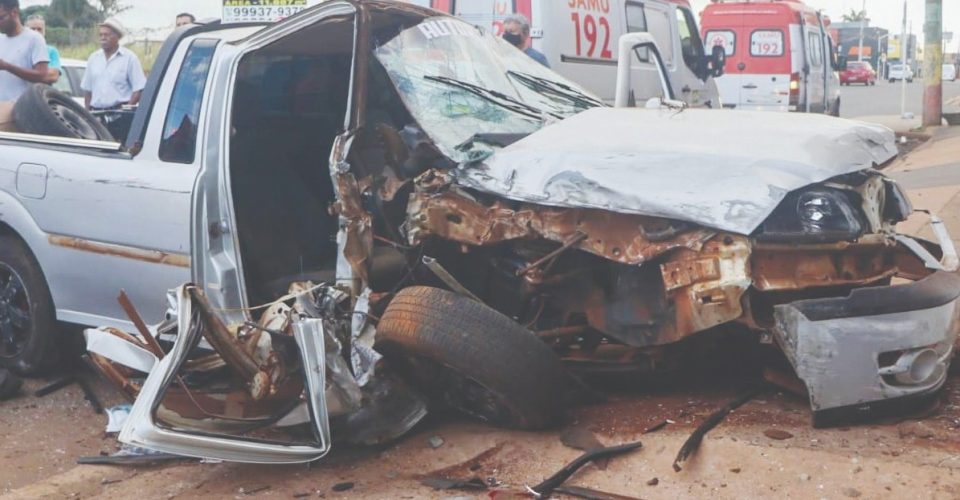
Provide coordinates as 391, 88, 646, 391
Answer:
705, 45, 726, 79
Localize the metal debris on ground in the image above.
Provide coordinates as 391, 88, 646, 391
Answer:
0, 368, 22, 400
420, 476, 488, 491
77, 444, 192, 466
428, 435, 445, 449
559, 425, 609, 470
529, 441, 643, 498
554, 485, 642, 500
34, 372, 103, 414
672, 387, 764, 472
331, 482, 355, 492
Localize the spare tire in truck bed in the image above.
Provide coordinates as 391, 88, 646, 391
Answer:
375, 286, 569, 430
13, 84, 113, 142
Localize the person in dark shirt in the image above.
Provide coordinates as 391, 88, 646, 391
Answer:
502, 13, 549, 68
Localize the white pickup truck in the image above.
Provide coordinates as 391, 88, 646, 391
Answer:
0, 0, 957, 463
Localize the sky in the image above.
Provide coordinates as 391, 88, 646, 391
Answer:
17, 0, 960, 50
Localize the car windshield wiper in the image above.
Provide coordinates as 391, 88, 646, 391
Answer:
507, 71, 606, 109
424, 75, 561, 121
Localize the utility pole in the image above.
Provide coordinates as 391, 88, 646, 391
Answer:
900, 0, 908, 119
923, 0, 943, 127
857, 0, 866, 62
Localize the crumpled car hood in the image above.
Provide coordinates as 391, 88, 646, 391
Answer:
454, 107, 898, 235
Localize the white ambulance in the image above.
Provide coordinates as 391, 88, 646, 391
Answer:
428, 0, 725, 108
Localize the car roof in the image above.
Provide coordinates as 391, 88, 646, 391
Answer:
60, 58, 86, 67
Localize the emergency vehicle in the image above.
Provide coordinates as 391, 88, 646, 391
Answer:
423, 0, 724, 108
700, 0, 841, 115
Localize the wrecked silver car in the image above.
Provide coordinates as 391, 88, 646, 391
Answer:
83, 1, 960, 463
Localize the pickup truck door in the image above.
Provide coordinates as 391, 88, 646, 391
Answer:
119, 1, 358, 464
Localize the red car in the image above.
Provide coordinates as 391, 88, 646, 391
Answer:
841, 61, 877, 86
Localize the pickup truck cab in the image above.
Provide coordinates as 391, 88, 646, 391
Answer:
0, 0, 957, 464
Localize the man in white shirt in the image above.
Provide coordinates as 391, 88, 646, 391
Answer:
0, 0, 50, 102
81, 18, 147, 111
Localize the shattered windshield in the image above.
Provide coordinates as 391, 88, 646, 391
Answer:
375, 17, 602, 163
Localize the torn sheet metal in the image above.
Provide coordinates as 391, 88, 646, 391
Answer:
85, 328, 159, 373
408, 180, 716, 267
773, 271, 960, 422
456, 107, 897, 235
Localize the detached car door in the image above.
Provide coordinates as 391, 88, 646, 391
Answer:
119, 1, 358, 464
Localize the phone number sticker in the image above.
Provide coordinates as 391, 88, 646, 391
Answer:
223, 0, 307, 23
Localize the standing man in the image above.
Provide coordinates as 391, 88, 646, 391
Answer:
81, 18, 146, 111
0, 0, 49, 102
502, 14, 549, 67
25, 15, 60, 84
175, 13, 195, 27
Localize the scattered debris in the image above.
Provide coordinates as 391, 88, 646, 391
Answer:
34, 373, 103, 414
105, 405, 132, 434
560, 425, 609, 469
331, 482, 354, 492
420, 476, 487, 491
239, 485, 270, 495
898, 421, 936, 439
763, 429, 794, 440
842, 487, 863, 498
100, 477, 122, 486
0, 368, 22, 400
554, 485, 642, 500
642, 420, 670, 434
730, 468, 741, 473
529, 441, 642, 498
646, 478, 659, 486
799, 473, 811, 482
428, 436, 445, 449
673, 387, 764, 472
77, 445, 192, 466
292, 492, 313, 498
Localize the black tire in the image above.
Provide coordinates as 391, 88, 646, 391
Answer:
0, 234, 59, 375
828, 98, 841, 117
13, 84, 113, 141
375, 286, 567, 430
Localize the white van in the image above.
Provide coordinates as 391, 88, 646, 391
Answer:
428, 0, 724, 108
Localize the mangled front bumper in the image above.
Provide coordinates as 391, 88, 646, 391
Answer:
774, 270, 960, 426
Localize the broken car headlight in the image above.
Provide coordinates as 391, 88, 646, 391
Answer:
757, 189, 865, 243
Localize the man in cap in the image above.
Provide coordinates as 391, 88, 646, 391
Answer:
81, 17, 147, 111
25, 14, 61, 84
0, 0, 50, 101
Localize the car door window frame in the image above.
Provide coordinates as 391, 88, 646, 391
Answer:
159, 39, 220, 164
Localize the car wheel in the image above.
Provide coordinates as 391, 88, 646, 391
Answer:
13, 84, 114, 142
829, 98, 841, 117
0, 234, 59, 375
376, 286, 568, 430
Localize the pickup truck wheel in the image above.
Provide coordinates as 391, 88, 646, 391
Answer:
13, 84, 113, 142
0, 235, 59, 375
375, 286, 567, 430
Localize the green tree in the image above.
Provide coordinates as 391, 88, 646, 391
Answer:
841, 9, 868, 23
49, 0, 87, 43
21, 5, 50, 23
93, 0, 131, 19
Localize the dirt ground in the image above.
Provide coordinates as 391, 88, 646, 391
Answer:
4, 356, 960, 499
4, 131, 960, 499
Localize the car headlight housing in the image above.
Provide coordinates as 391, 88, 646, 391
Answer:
757, 189, 865, 243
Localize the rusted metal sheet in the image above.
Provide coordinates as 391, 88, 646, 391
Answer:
48, 235, 190, 268
752, 235, 899, 291
408, 173, 716, 267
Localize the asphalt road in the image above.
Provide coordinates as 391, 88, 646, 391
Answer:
840, 78, 960, 119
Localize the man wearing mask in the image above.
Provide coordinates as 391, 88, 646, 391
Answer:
502, 14, 549, 68
81, 18, 146, 111
0, 0, 50, 102
25, 15, 61, 84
